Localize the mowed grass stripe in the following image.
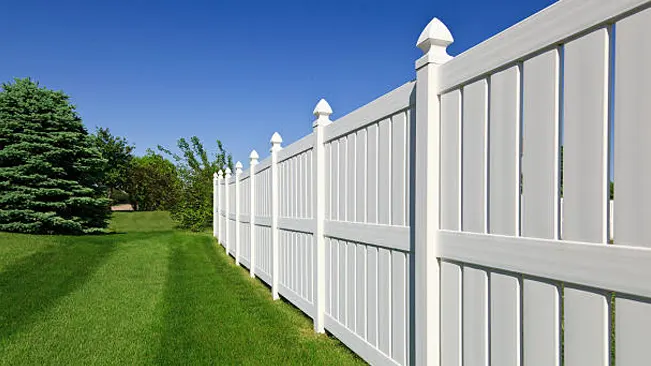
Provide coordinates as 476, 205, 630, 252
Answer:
0, 233, 70, 272
157, 237, 363, 365
0, 212, 364, 365
0, 235, 119, 342
0, 232, 172, 365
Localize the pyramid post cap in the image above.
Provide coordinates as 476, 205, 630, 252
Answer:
225, 167, 232, 175
235, 161, 243, 169
417, 18, 453, 55
270, 132, 283, 145
213, 172, 218, 179
313, 98, 333, 117
249, 150, 260, 164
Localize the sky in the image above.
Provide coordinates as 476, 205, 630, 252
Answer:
0, 0, 557, 165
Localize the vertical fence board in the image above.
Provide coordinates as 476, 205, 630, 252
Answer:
391, 251, 407, 365
302, 234, 307, 298
306, 234, 310, 300
521, 49, 559, 240
294, 233, 299, 294
441, 90, 462, 231
283, 232, 287, 287
339, 239, 347, 325
616, 298, 651, 364
463, 266, 488, 366
348, 134, 356, 222
332, 238, 340, 322
309, 235, 314, 302
356, 244, 367, 338
490, 272, 520, 366
283, 232, 287, 286
339, 138, 347, 221
378, 247, 392, 356
392, 112, 407, 226
356, 130, 367, 223
303, 152, 308, 218
367, 246, 378, 347
614, 8, 651, 363
613, 6, 651, 249
441, 261, 462, 366
462, 79, 488, 233
489, 66, 520, 236
332, 140, 339, 221
326, 238, 331, 315
347, 242, 356, 330
325, 144, 331, 220
521, 48, 560, 366
405, 107, 413, 226
289, 233, 293, 288
279, 164, 284, 217
300, 234, 305, 298
292, 158, 297, 217
367, 124, 379, 224
378, 119, 391, 225
307, 151, 313, 218
563, 27, 610, 366
523, 279, 559, 366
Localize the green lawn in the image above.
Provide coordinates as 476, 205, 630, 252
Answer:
0, 211, 364, 365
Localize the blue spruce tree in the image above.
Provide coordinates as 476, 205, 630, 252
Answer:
0, 78, 110, 234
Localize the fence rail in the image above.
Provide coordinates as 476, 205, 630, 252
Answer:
214, 0, 651, 364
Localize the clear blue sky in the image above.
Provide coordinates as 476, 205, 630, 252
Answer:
1, 0, 556, 165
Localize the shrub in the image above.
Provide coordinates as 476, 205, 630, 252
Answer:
159, 137, 232, 231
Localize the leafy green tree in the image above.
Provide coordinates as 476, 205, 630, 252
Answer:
126, 150, 181, 211
0, 78, 110, 234
159, 137, 232, 231
91, 127, 134, 200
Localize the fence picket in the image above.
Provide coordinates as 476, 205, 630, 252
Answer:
614, 7, 651, 363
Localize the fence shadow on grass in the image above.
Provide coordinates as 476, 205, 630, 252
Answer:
0, 236, 118, 340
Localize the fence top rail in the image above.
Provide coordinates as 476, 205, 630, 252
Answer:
324, 80, 415, 143
437, 0, 651, 93
277, 133, 314, 163
253, 157, 271, 173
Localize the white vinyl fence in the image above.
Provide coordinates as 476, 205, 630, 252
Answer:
214, 0, 651, 364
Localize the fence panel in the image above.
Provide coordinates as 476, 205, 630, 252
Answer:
277, 135, 315, 315
435, 1, 651, 366
254, 163, 272, 284
322, 82, 414, 366
212, 1, 651, 364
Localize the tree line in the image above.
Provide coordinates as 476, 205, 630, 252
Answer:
0, 78, 233, 234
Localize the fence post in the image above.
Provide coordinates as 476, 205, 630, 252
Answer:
414, 18, 454, 366
249, 150, 259, 278
270, 132, 283, 300
312, 99, 332, 333
217, 170, 224, 243
235, 161, 243, 266
225, 167, 232, 254
213, 172, 218, 238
